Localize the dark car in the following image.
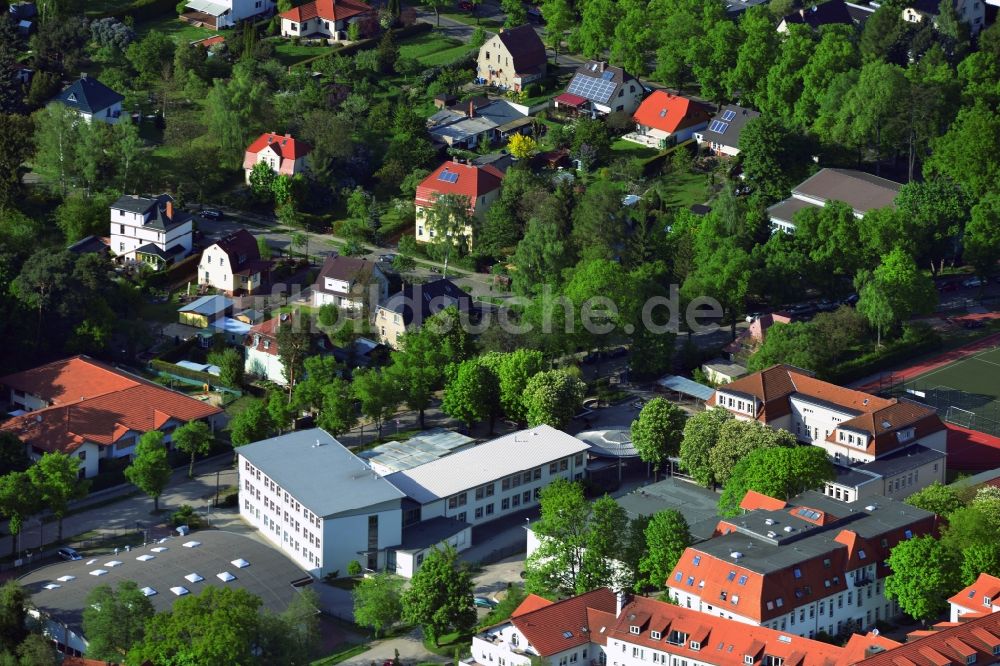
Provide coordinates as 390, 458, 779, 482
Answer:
201, 209, 224, 220
378, 253, 397, 263
57, 547, 81, 561
474, 596, 498, 608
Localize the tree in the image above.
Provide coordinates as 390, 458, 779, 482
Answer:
267, 388, 298, 434
248, 161, 277, 199
708, 419, 795, 487
125, 431, 173, 512
965, 194, 1000, 280
541, 0, 574, 59
208, 347, 244, 388
525, 480, 591, 596
352, 368, 400, 439
571, 181, 631, 262
424, 193, 474, 277
508, 134, 538, 160
500, 0, 527, 26
205, 63, 267, 160
292, 355, 341, 415
423, 0, 449, 26
127, 587, 264, 666
229, 398, 273, 446
718, 446, 834, 517
855, 248, 937, 346
829, 61, 908, 174
386, 328, 445, 429
738, 116, 807, 204
353, 573, 402, 638
637, 510, 691, 591
0, 472, 40, 557
678, 408, 732, 488
172, 420, 213, 478
960, 543, 1000, 586
0, 434, 29, 477
0, 582, 29, 654
523, 370, 585, 430
0, 18, 23, 114
885, 535, 961, 622
441, 359, 501, 432
631, 398, 686, 479
16, 632, 57, 666
27, 452, 89, 541
925, 106, 1000, 201
942, 506, 996, 554
317, 378, 357, 436
0, 115, 34, 206
747, 321, 824, 373
276, 316, 314, 388
401, 545, 476, 646
32, 103, 78, 195
578, 496, 631, 592
82, 582, 155, 661
894, 178, 970, 274
126, 31, 176, 85
905, 482, 965, 517
482, 350, 545, 424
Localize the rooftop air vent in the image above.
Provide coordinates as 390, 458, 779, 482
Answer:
731, 552, 743, 560
865, 505, 877, 512
784, 526, 794, 533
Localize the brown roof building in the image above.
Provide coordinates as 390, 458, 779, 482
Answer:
768, 168, 902, 233
476, 25, 547, 92
311, 255, 389, 312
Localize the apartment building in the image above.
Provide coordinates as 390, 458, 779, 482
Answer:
667, 490, 937, 639
110, 194, 193, 269
385, 425, 591, 529
710, 365, 947, 503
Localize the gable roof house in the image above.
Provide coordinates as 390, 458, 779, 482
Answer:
311, 255, 388, 312
178, 294, 234, 328
711, 365, 948, 503
628, 90, 712, 149
53, 74, 124, 124
199, 229, 270, 295
0, 356, 222, 478
179, 0, 275, 29
427, 98, 531, 149
903, 0, 985, 35
374, 278, 475, 349
414, 160, 505, 250
554, 60, 644, 118
949, 573, 1000, 622
694, 104, 761, 157
777, 0, 854, 32
476, 25, 547, 92
767, 168, 903, 233
242, 132, 311, 184
110, 194, 193, 270
278, 0, 372, 40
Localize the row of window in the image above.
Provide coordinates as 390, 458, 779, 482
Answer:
446, 457, 582, 509
719, 393, 755, 415
244, 460, 322, 528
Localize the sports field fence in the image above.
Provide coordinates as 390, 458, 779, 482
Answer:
877, 375, 1000, 438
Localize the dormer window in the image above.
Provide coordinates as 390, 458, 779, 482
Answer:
690, 641, 700, 651
630, 626, 640, 634
897, 427, 915, 443
966, 656, 976, 665
650, 631, 661, 640
745, 656, 754, 665
986, 596, 992, 607
858, 550, 866, 560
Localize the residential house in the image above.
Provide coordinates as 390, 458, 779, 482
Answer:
701, 359, 748, 385
385, 425, 591, 531
668, 490, 936, 637
694, 104, 761, 157
178, 294, 233, 328
554, 61, 644, 117
311, 255, 388, 312
0, 356, 222, 478
199, 229, 270, 295
110, 194, 193, 269
949, 573, 1000, 622
476, 24, 546, 91
768, 168, 902, 233
242, 132, 311, 184
244, 315, 287, 384
414, 161, 504, 249
710, 365, 948, 502
777, 0, 854, 32
427, 98, 530, 149
53, 74, 124, 124
627, 90, 711, 149
278, 0, 372, 40
374, 278, 475, 349
723, 312, 796, 362
467, 586, 905, 666
179, 0, 275, 29
9, 2, 36, 36
903, 0, 985, 34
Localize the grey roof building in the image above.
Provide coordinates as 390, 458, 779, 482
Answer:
768, 168, 902, 233
53, 75, 124, 123
693, 104, 760, 156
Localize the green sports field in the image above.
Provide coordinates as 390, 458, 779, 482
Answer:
904, 345, 1000, 431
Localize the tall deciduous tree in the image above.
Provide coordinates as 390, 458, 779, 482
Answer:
481, 349, 546, 424
924, 102, 1000, 201
726, 5, 779, 104
830, 61, 908, 173
525, 479, 592, 596
855, 248, 937, 347
718, 446, 834, 517
678, 408, 732, 488
637, 510, 691, 591
82, 582, 155, 662
125, 431, 173, 512
172, 420, 213, 478
401, 545, 476, 646
276, 316, 314, 389
0, 115, 34, 206
630, 398, 686, 479
424, 193, 474, 277
0, 472, 40, 556
207, 348, 244, 388
885, 535, 961, 622
32, 103, 78, 196
441, 359, 501, 432
579, 496, 631, 593
316, 378, 357, 436
0, 582, 29, 654
352, 368, 400, 439
965, 194, 1000, 280
353, 573, 402, 638
523, 370, 585, 430
27, 452, 89, 541
708, 419, 795, 487
229, 398, 273, 446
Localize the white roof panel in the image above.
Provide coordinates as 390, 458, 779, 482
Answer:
136, 555, 155, 562
170, 586, 189, 596
231, 559, 250, 568
385, 425, 590, 504
183, 0, 229, 16
56, 576, 75, 582
182, 541, 201, 548
184, 573, 204, 583
140, 587, 157, 597
216, 571, 236, 582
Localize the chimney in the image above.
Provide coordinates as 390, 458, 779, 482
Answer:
598, 61, 606, 72
468, 100, 475, 118
165, 200, 173, 220
615, 591, 631, 617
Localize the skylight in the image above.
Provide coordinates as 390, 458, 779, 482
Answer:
437, 170, 459, 184
231, 559, 250, 569
216, 572, 236, 582
184, 573, 204, 583
105, 561, 123, 568
89, 569, 108, 576
151, 547, 168, 553
86, 559, 98, 565
709, 120, 730, 134
182, 541, 201, 548
140, 587, 157, 597
136, 555, 155, 562
721, 110, 736, 122
43, 584, 60, 590
170, 586, 189, 596
56, 576, 75, 583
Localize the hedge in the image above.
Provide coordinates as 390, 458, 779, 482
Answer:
151, 358, 218, 386
289, 22, 432, 70
823, 326, 943, 385
638, 139, 692, 177
87, 0, 178, 21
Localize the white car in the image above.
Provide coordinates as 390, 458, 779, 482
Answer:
962, 277, 984, 288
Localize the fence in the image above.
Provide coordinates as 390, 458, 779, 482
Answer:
880, 378, 1000, 438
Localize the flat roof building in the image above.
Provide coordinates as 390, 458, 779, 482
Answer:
359, 428, 475, 475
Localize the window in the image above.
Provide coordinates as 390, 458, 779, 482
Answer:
858, 549, 867, 560
966, 656, 976, 665
549, 462, 558, 474
727, 570, 736, 581
485, 503, 494, 515
533, 468, 541, 480
693, 556, 701, 566
674, 572, 683, 582
690, 642, 700, 651
686, 576, 695, 586
744, 656, 754, 665
502, 478, 510, 491
560, 458, 568, 471
475, 507, 483, 519
630, 626, 640, 635
512, 494, 520, 507
502, 498, 509, 510
904, 529, 913, 539
650, 631, 661, 640
524, 491, 531, 503
793, 568, 802, 579
738, 575, 748, 585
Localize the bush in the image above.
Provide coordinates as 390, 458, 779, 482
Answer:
825, 324, 942, 384
171, 504, 205, 529
523, 83, 540, 98
347, 560, 363, 576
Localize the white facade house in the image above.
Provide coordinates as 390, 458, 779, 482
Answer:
278, 0, 372, 40
311, 255, 388, 312
693, 104, 760, 157
53, 75, 124, 124
198, 229, 269, 295
110, 194, 193, 269
181, 0, 275, 29
244, 316, 289, 385
902, 0, 984, 35
949, 573, 1000, 622
385, 426, 591, 529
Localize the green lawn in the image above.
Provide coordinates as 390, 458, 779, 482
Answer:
273, 42, 337, 67
659, 170, 713, 209
310, 643, 370, 666
438, 11, 504, 30
84, 0, 132, 17
399, 33, 474, 66
611, 138, 661, 160
135, 14, 214, 45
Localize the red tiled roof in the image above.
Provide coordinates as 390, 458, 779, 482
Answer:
512, 593, 553, 617
192, 35, 225, 48
0, 355, 138, 406
0, 378, 220, 455
633, 90, 711, 134
245, 316, 283, 356
857, 613, 1000, 666
554, 92, 588, 107
948, 573, 1000, 610
945, 424, 1000, 471
414, 161, 504, 212
740, 490, 788, 512
280, 0, 372, 23
242, 132, 311, 170
62, 657, 119, 666
510, 588, 615, 656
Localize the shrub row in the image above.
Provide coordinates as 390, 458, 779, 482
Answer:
150, 358, 217, 386
824, 326, 943, 384
87, 0, 178, 21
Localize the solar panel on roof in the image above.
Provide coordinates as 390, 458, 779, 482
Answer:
567, 73, 617, 105
437, 170, 459, 183
709, 120, 730, 134
601, 70, 614, 81
721, 109, 736, 121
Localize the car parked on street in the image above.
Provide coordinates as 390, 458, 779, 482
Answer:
474, 596, 498, 608
200, 209, 224, 220
57, 547, 81, 561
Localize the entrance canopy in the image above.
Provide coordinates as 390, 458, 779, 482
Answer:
656, 375, 714, 402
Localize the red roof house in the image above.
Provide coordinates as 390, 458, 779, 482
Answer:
242, 132, 311, 184
948, 573, 1000, 622
414, 161, 505, 249
632, 90, 712, 144
0, 356, 222, 478
279, 0, 372, 40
